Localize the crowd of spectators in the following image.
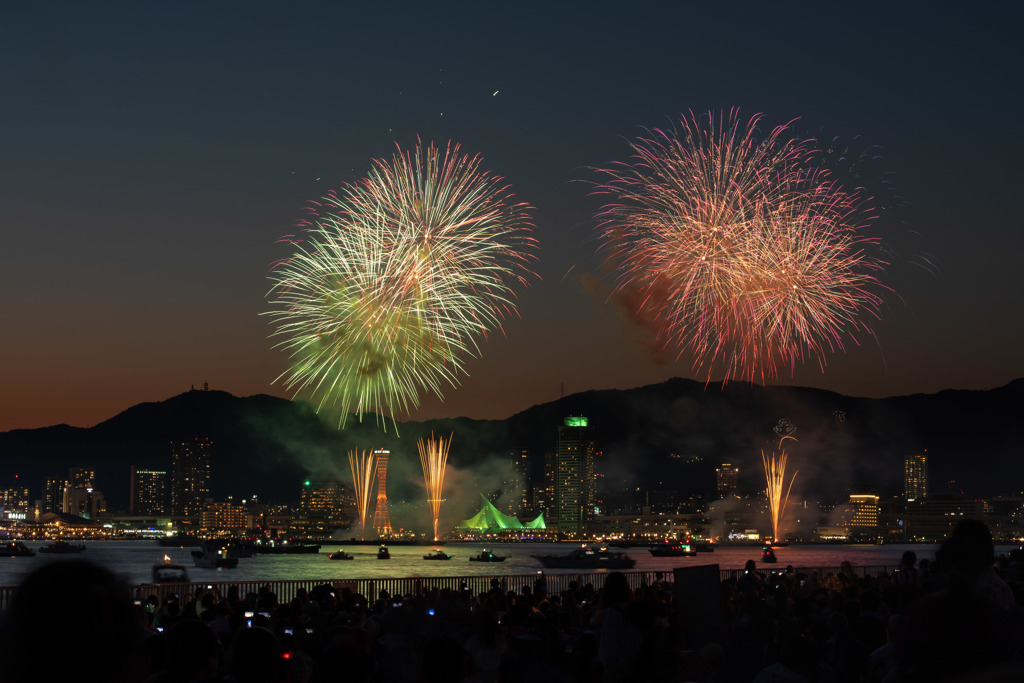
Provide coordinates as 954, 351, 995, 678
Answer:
1, 519, 1023, 683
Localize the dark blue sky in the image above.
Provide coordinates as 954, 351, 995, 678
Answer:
2, 1, 1021, 430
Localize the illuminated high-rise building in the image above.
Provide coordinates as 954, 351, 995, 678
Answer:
507, 450, 530, 514
65, 466, 104, 517
69, 467, 96, 490
555, 416, 596, 539
0, 487, 31, 514
716, 463, 739, 498
533, 452, 557, 520
130, 467, 167, 515
42, 478, 68, 514
200, 499, 248, 535
301, 479, 350, 516
849, 494, 880, 530
170, 438, 212, 516
372, 448, 392, 535
904, 451, 929, 502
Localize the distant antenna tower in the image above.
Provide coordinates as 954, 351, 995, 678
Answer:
372, 448, 392, 536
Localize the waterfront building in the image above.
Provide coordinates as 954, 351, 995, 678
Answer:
170, 437, 212, 516
200, 499, 248, 535
716, 463, 739, 499
372, 448, 392, 536
69, 466, 95, 490
300, 479, 351, 516
294, 479, 353, 534
644, 487, 683, 514
902, 494, 987, 541
904, 451, 929, 501
64, 486, 106, 519
129, 467, 167, 515
555, 416, 596, 539
42, 478, 68, 514
0, 487, 31, 522
506, 449, 530, 515
533, 451, 557, 522
848, 494, 880, 539
587, 512, 704, 541
62, 466, 106, 517
984, 495, 1024, 541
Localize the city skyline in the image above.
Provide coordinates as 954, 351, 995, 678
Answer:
2, 3, 1022, 432
2, 378, 1021, 516
2, 418, 1014, 545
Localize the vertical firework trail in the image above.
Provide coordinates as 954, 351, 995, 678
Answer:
418, 432, 452, 542
348, 449, 377, 539
762, 436, 798, 542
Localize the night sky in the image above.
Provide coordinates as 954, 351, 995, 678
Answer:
2, 2, 1022, 432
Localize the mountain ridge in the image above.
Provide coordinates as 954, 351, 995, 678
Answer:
1, 378, 1021, 516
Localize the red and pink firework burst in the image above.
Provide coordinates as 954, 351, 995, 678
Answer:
593, 109, 888, 382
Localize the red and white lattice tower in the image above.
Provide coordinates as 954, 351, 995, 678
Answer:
372, 448, 391, 536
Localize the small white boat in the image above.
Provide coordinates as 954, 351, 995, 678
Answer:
152, 555, 190, 583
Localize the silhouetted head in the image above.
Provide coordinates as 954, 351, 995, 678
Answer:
937, 519, 995, 577
226, 626, 287, 683
0, 560, 144, 683
601, 572, 631, 607
166, 619, 221, 681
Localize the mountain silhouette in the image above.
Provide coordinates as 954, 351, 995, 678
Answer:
1, 378, 1021, 512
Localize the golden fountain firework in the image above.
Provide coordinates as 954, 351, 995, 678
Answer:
762, 436, 798, 543
418, 432, 452, 542
348, 449, 377, 538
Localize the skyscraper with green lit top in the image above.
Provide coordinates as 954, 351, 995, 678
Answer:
555, 416, 596, 539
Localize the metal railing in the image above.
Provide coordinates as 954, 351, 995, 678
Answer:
1, 564, 897, 612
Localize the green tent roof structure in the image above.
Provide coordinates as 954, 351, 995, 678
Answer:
523, 512, 546, 529
458, 494, 546, 532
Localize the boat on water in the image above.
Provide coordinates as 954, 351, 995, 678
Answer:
255, 540, 321, 554
423, 549, 452, 560
469, 549, 507, 563
328, 549, 354, 560
38, 540, 86, 554
157, 533, 205, 547
0, 540, 36, 557
532, 545, 635, 569
761, 545, 778, 563
692, 540, 715, 552
191, 542, 239, 569
377, 545, 390, 560
648, 540, 697, 557
152, 555, 190, 584
224, 539, 257, 558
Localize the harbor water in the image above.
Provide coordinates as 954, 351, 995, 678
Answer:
5, 540, 1011, 589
